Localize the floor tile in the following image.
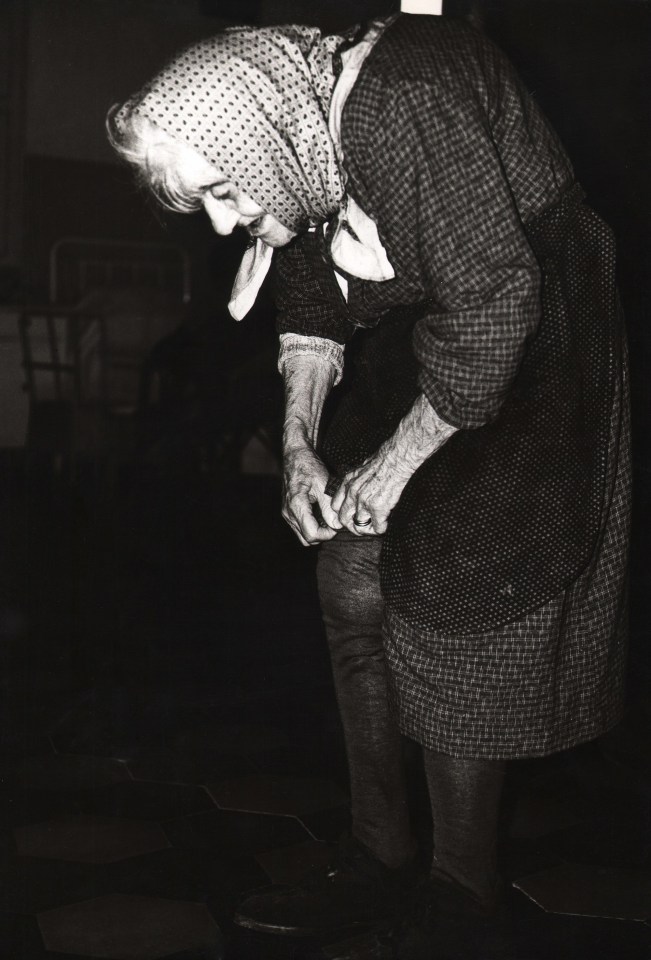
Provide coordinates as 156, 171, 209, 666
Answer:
0, 732, 54, 760
76, 780, 216, 820
2, 855, 110, 914
5, 755, 131, 792
255, 840, 335, 885
161, 946, 225, 960
50, 709, 144, 760
3, 779, 216, 829
317, 932, 393, 960
226, 928, 322, 960
247, 745, 349, 786
128, 749, 256, 786
15, 814, 171, 864
0, 912, 49, 960
37, 893, 223, 959
510, 900, 651, 960
163, 810, 311, 856
166, 723, 291, 756
207, 776, 348, 818
105, 846, 268, 914
501, 837, 565, 886
298, 807, 350, 843
0, 786, 76, 830
514, 861, 651, 920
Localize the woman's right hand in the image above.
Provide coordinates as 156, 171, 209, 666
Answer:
282, 443, 342, 546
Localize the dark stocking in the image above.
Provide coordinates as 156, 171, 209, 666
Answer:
422, 748, 506, 908
317, 533, 414, 869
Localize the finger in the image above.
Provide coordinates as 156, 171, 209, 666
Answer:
340, 506, 369, 535
339, 493, 369, 531
338, 503, 361, 533
353, 515, 374, 533
347, 496, 385, 536
330, 481, 348, 514
295, 505, 340, 544
283, 513, 335, 547
318, 496, 343, 530
373, 515, 389, 535
331, 481, 355, 521
281, 508, 310, 546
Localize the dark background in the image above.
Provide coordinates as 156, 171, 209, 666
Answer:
1, 0, 649, 761
10, 0, 651, 454
0, 3, 650, 958
2, 0, 650, 782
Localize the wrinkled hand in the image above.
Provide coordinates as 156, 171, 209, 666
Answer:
282, 445, 342, 546
331, 450, 412, 536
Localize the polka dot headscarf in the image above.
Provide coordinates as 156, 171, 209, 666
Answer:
114, 25, 347, 232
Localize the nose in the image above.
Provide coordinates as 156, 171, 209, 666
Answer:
203, 195, 240, 236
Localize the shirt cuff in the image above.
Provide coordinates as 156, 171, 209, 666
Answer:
278, 334, 344, 385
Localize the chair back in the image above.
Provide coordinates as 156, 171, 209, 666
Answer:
18, 307, 107, 407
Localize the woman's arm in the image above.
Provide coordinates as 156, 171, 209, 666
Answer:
330, 50, 549, 532
281, 354, 343, 546
332, 394, 457, 534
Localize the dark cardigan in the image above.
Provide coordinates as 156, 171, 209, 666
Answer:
274, 15, 624, 633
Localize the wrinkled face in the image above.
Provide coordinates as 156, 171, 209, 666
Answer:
175, 145, 296, 247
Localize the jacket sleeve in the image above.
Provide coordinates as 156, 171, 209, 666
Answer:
345, 48, 548, 430
411, 85, 542, 431
274, 229, 359, 345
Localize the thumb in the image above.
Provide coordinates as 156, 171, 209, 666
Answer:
318, 495, 343, 529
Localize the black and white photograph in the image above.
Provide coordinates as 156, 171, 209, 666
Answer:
0, 1, 650, 957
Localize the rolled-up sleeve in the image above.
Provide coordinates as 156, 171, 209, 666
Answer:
413, 251, 541, 430
277, 333, 345, 384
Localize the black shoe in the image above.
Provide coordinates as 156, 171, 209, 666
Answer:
233, 834, 424, 939
393, 875, 514, 960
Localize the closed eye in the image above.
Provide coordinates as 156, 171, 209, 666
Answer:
207, 183, 238, 201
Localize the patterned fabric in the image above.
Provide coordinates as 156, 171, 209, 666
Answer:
383, 355, 630, 758
114, 20, 398, 321
275, 15, 627, 633
115, 25, 345, 231
381, 188, 620, 632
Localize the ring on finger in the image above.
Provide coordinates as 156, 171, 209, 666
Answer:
353, 514, 373, 527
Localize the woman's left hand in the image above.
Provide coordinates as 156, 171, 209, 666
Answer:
331, 395, 458, 536
331, 449, 412, 536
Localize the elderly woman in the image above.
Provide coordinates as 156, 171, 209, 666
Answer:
108, 12, 629, 955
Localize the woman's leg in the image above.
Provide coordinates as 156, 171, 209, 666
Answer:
317, 531, 414, 868
422, 748, 506, 908
233, 532, 417, 938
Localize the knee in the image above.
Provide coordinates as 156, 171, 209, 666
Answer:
320, 578, 383, 632
317, 537, 384, 635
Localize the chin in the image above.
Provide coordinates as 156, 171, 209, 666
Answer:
247, 214, 296, 248
265, 233, 294, 248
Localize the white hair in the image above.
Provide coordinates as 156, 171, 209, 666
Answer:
106, 104, 205, 213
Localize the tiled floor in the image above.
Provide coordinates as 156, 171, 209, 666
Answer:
1, 463, 650, 959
